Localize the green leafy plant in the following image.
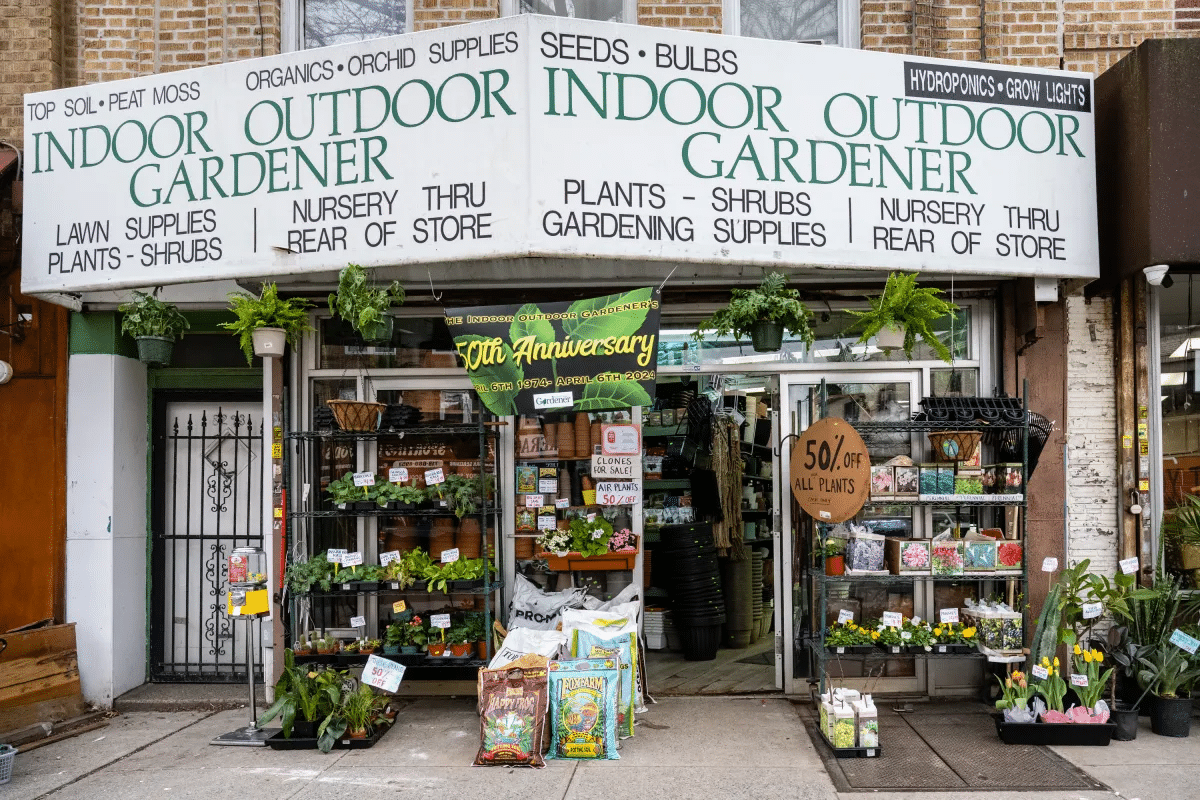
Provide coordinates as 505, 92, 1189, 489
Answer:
823, 621, 875, 647
257, 651, 349, 750
445, 624, 471, 646
441, 557, 488, 583
995, 669, 1034, 711
372, 482, 425, 507
537, 516, 614, 556
1137, 643, 1200, 698
325, 472, 366, 505
692, 272, 815, 347
901, 619, 934, 648
384, 622, 405, 648
441, 474, 494, 518
1033, 654, 1069, 712
119, 291, 190, 339
285, 554, 334, 594
1071, 644, 1114, 709
340, 681, 377, 735
848, 271, 958, 362
464, 611, 488, 643
400, 615, 427, 647
328, 263, 405, 341
221, 282, 314, 365
816, 536, 845, 559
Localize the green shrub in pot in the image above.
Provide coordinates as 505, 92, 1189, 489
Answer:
692, 272, 814, 353
118, 290, 190, 365
221, 282, 313, 364
328, 263, 405, 343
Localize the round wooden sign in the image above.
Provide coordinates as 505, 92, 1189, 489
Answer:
790, 417, 871, 524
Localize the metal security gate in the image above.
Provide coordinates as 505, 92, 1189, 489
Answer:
151, 392, 264, 682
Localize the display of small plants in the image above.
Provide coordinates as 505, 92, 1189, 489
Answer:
325, 472, 428, 508
876, 621, 905, 649
285, 554, 335, 594
823, 621, 876, 650
537, 516, 615, 556
931, 622, 977, 646
995, 670, 1034, 713
901, 619, 934, 649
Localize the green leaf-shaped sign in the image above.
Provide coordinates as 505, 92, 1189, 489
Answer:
575, 379, 652, 410
510, 304, 556, 348
561, 288, 653, 342
452, 334, 523, 416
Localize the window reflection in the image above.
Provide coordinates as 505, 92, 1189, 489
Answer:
305, 0, 407, 48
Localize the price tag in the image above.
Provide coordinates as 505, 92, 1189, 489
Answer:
379, 550, 401, 566
538, 478, 558, 494
525, 494, 544, 508
537, 515, 557, 530
350, 615, 366, 629
1119, 557, 1140, 575
1082, 602, 1103, 619
881, 611, 903, 627
1042, 557, 1059, 572
1070, 673, 1089, 687
431, 613, 451, 629
900, 631, 912, 640
939, 608, 960, 624
424, 468, 445, 486
352, 471, 376, 487
389, 467, 409, 483
1032, 665, 1049, 680
326, 548, 348, 563
555, 498, 570, 509
342, 551, 363, 567
392, 600, 407, 614
595, 480, 641, 506
586, 513, 597, 523
837, 609, 854, 624
441, 548, 460, 564
1170, 628, 1200, 655
362, 654, 406, 693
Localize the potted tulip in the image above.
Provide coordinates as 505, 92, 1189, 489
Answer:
328, 262, 405, 343
118, 290, 190, 366
693, 271, 815, 353
221, 282, 314, 363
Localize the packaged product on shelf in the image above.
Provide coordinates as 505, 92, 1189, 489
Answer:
474, 664, 550, 768
930, 533, 965, 576
869, 465, 894, 499
886, 539, 931, 574
516, 466, 538, 494
967, 600, 1023, 652
855, 696, 880, 748
819, 691, 833, 741
995, 540, 1024, 573
918, 463, 940, 495
894, 464, 919, 498
963, 538, 998, 571
980, 465, 998, 494
548, 658, 621, 760
508, 574, 590, 631
1000, 463, 1024, 494
954, 470, 985, 496
833, 702, 857, 749
845, 531, 887, 572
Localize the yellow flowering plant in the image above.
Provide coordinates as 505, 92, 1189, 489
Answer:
823, 621, 874, 648
1034, 656, 1069, 712
1071, 645, 1114, 710
995, 669, 1034, 710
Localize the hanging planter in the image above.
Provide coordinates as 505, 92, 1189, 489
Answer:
358, 314, 394, 344
693, 272, 814, 355
221, 283, 314, 365
328, 263, 405, 344
251, 327, 287, 358
118, 290, 190, 367
848, 272, 959, 363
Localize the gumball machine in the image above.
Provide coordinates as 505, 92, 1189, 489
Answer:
211, 547, 272, 746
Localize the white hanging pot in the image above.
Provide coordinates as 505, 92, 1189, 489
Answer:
874, 325, 905, 351
252, 327, 287, 358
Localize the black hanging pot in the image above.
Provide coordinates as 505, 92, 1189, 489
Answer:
750, 320, 784, 353
1150, 696, 1192, 737
136, 335, 174, 366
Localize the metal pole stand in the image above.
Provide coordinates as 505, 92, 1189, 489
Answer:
211, 615, 273, 746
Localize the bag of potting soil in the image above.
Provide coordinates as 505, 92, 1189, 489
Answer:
474, 665, 550, 768
508, 574, 590, 631
489, 627, 568, 669
561, 607, 644, 710
570, 628, 636, 737
547, 658, 620, 760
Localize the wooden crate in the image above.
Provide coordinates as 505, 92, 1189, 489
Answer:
0, 623, 87, 738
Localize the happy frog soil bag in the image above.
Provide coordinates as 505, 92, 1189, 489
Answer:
547, 658, 620, 760
474, 665, 550, 768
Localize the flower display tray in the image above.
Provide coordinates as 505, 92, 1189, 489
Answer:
825, 645, 877, 655
816, 729, 882, 758
539, 549, 638, 571
265, 724, 390, 750
993, 715, 1115, 746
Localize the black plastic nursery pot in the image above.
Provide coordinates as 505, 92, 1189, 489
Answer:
679, 623, 723, 660
1150, 696, 1192, 738
1111, 704, 1139, 741
993, 715, 1115, 746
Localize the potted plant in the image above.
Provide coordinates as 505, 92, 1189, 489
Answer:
446, 624, 473, 658
340, 682, 377, 739
818, 537, 845, 576
399, 615, 428, 663
256, 649, 326, 739
360, 638, 380, 656
822, 620, 876, 654
285, 554, 335, 595
400, 548, 436, 591
383, 622, 405, 655
465, 612, 489, 660
848, 271, 958, 362
1137, 643, 1200, 737
118, 290, 190, 366
221, 282, 314, 364
536, 516, 638, 571
693, 271, 815, 353
444, 557, 487, 591
930, 621, 977, 654
328, 263, 405, 343
441, 474, 493, 519
427, 626, 448, 658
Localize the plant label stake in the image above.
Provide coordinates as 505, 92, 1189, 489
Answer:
1170, 628, 1200, 655
351, 615, 366, 630
1119, 556, 1139, 575
1081, 602, 1103, 620
1070, 673, 1088, 687
389, 467, 409, 483
343, 551, 363, 567
882, 611, 903, 627
1042, 557, 1058, 572
380, 550, 401, 565
441, 548, 460, 564
837, 609, 854, 624
1032, 664, 1049, 680
393, 600, 407, 614
939, 608, 959, 624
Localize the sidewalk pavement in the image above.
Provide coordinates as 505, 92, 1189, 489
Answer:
4, 697, 1196, 800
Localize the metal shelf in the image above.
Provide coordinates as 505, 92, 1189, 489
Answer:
289, 506, 484, 519
865, 495, 1024, 507
287, 424, 500, 441
645, 478, 691, 491
299, 579, 504, 596
820, 573, 1022, 584
851, 419, 1026, 433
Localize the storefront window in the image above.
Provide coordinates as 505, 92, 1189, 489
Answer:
317, 316, 459, 371
304, 0, 408, 48
518, 0, 627, 22
1158, 276, 1200, 583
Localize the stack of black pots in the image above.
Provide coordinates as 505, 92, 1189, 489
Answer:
659, 523, 725, 661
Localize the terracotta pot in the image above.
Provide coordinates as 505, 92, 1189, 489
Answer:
825, 555, 845, 576
427, 643, 447, 657
449, 642, 473, 657
347, 727, 369, 739
476, 639, 489, 660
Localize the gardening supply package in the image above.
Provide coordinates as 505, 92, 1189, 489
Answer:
508, 574, 590, 631
474, 665, 550, 768
547, 658, 621, 760
489, 626, 568, 669
963, 599, 1022, 653
562, 609, 639, 737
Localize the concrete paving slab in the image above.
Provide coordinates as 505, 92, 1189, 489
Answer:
1079, 765, 1186, 800
1050, 716, 1200, 766
566, 766, 837, 800
345, 698, 480, 767
287, 764, 578, 800
3, 712, 209, 800
28, 766, 326, 800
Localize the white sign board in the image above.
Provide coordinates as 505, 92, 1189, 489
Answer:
21, 16, 1098, 297
601, 424, 641, 455
595, 480, 641, 506
363, 655, 406, 694
591, 454, 639, 480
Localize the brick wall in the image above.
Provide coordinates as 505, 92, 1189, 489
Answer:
1065, 293, 1120, 573
639, 0, 721, 31
413, 0, 498, 32
0, 0, 62, 150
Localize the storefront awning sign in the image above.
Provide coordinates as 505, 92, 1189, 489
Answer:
21, 16, 1099, 297
445, 288, 660, 416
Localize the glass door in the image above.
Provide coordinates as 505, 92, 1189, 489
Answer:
780, 371, 926, 695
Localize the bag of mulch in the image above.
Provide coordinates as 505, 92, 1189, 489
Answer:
474, 665, 550, 768
547, 658, 620, 760
569, 628, 637, 738
508, 574, 590, 631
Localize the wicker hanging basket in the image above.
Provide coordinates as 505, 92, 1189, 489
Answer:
927, 430, 982, 463
326, 400, 385, 432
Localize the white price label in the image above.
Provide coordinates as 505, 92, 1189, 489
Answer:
881, 611, 903, 627
441, 548, 460, 564
595, 480, 641, 506
525, 494, 544, 508
939, 608, 960, 624
388, 467, 409, 483
362, 654, 406, 693
1042, 557, 1059, 572
392, 600, 407, 613
380, 550, 401, 566
326, 548, 348, 563
350, 615, 367, 629
352, 471, 376, 487
837, 609, 854, 624
431, 613, 451, 629
600, 424, 641, 455
1070, 673, 1089, 687
424, 468, 445, 485
538, 478, 558, 494
1170, 628, 1200, 655
900, 631, 912, 640
1082, 602, 1103, 619
1119, 556, 1140, 575
555, 497, 570, 509
341, 551, 364, 567
586, 512, 597, 522
537, 515, 557, 530
1032, 665, 1049, 680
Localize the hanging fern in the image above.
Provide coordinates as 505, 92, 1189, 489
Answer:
849, 272, 958, 362
693, 272, 815, 346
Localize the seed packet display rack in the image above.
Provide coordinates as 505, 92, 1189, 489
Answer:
286, 422, 503, 676
807, 390, 1031, 757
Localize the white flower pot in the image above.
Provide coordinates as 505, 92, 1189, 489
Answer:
252, 327, 286, 358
